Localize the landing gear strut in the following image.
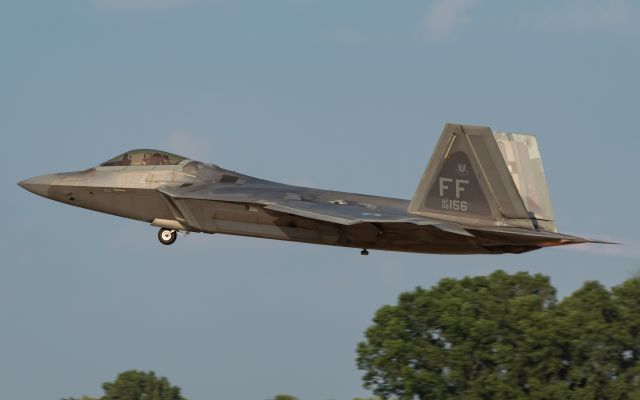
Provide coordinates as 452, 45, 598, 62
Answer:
158, 228, 177, 245
360, 249, 369, 256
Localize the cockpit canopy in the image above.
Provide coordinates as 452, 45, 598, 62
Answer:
100, 149, 188, 167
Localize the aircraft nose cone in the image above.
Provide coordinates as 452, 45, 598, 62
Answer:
18, 174, 57, 198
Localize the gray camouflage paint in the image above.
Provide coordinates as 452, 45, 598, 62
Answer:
18, 123, 607, 255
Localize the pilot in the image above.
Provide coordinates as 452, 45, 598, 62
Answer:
149, 153, 164, 165
121, 153, 132, 166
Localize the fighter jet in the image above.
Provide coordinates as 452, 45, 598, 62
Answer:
18, 123, 608, 255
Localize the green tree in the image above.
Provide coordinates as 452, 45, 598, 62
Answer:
272, 395, 299, 400
526, 279, 640, 399
101, 370, 186, 400
357, 271, 640, 399
64, 370, 186, 400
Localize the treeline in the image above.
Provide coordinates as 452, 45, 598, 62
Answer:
61, 370, 307, 400
65, 271, 640, 400
358, 270, 640, 399
63, 370, 185, 400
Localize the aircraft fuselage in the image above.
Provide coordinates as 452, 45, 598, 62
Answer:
20, 124, 604, 254
18, 160, 563, 254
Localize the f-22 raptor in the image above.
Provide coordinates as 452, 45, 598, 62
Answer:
18, 123, 608, 255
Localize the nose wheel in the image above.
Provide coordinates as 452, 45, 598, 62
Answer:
158, 228, 177, 245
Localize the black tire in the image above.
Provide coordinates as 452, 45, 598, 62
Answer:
158, 228, 177, 245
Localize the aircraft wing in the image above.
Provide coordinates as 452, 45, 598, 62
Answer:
263, 201, 427, 225
157, 185, 474, 237
157, 184, 616, 245
261, 202, 473, 236
157, 184, 614, 245
264, 202, 613, 244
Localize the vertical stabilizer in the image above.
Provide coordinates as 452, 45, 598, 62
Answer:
408, 123, 535, 229
494, 132, 556, 232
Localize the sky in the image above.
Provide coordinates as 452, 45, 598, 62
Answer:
1, 0, 639, 399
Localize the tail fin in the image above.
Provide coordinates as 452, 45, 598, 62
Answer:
493, 132, 556, 232
408, 123, 556, 231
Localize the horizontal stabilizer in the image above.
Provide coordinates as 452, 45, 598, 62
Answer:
469, 226, 619, 246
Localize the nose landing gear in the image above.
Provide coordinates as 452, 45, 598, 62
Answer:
360, 249, 369, 256
158, 228, 177, 245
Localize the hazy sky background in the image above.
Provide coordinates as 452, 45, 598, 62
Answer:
1, 1, 639, 399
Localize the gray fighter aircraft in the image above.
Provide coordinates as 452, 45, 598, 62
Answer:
18, 123, 608, 255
